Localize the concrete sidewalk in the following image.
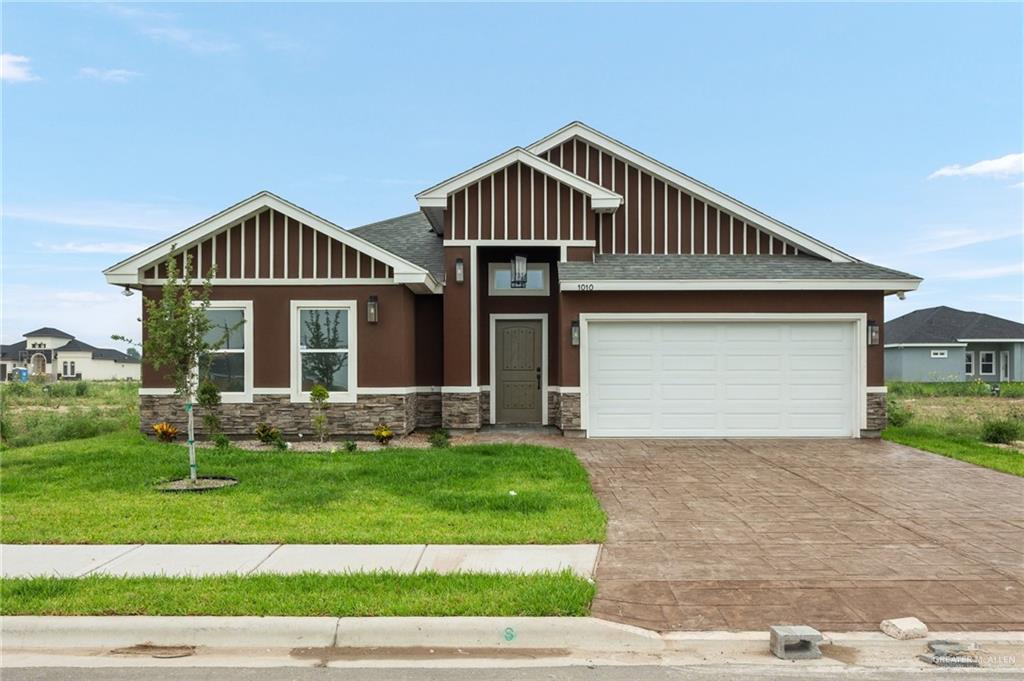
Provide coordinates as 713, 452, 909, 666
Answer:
0, 544, 601, 579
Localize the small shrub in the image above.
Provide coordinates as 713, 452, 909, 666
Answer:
965, 378, 993, 396
429, 428, 450, 449
373, 423, 394, 446
271, 434, 289, 451
980, 419, 1022, 444
48, 382, 76, 399
212, 433, 231, 450
2, 382, 33, 398
999, 382, 1024, 399
74, 381, 90, 397
343, 440, 358, 453
309, 384, 330, 443
152, 422, 180, 442
254, 422, 282, 444
886, 398, 913, 428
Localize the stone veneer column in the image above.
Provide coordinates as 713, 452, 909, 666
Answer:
556, 391, 583, 437
441, 391, 481, 431
863, 392, 887, 437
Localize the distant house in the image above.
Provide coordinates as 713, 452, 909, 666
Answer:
0, 327, 140, 382
885, 306, 1024, 383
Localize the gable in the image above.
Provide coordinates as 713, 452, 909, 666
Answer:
528, 123, 852, 262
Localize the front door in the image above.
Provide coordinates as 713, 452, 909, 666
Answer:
495, 319, 543, 424
1001, 351, 1010, 381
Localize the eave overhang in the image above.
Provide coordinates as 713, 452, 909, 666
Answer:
558, 278, 923, 294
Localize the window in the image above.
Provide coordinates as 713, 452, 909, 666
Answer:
980, 351, 995, 375
69, 361, 75, 376
489, 263, 549, 296
291, 300, 357, 402
62, 361, 69, 376
930, 349, 948, 359
201, 301, 253, 400
965, 351, 974, 375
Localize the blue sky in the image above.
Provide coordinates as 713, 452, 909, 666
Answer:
3, 2, 1021, 348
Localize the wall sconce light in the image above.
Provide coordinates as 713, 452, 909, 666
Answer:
454, 258, 465, 283
867, 319, 879, 346
570, 321, 580, 347
121, 286, 134, 297
367, 295, 379, 324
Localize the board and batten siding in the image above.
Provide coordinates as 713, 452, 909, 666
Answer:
142, 209, 394, 281
444, 161, 596, 242
541, 137, 806, 257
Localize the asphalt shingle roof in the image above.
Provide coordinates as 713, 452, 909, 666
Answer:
886, 306, 1024, 344
558, 255, 920, 282
349, 212, 444, 280
23, 327, 74, 339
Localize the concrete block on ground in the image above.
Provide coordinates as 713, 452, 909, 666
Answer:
93, 544, 279, 577
416, 544, 600, 578
251, 544, 424, 575
0, 545, 141, 578
880, 616, 928, 640
769, 625, 823, 660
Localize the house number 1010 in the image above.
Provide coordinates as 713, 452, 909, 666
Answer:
576, 283, 595, 291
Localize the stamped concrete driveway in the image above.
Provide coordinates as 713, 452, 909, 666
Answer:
571, 438, 1024, 632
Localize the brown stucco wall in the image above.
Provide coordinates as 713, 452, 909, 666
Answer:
556, 290, 886, 386
141, 284, 420, 389
415, 294, 444, 386
442, 247, 471, 385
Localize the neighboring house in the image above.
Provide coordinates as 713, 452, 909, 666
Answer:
885, 306, 1024, 383
0, 327, 141, 382
105, 122, 921, 439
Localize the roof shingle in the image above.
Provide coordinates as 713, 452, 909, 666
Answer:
886, 306, 1024, 344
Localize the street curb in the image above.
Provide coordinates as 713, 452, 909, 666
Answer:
2, 616, 1021, 652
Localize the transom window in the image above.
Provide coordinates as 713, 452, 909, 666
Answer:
291, 300, 357, 402
200, 301, 253, 401
965, 351, 974, 375
979, 351, 995, 375
930, 349, 948, 359
489, 263, 549, 296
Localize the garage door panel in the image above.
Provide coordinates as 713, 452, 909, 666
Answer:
587, 320, 856, 438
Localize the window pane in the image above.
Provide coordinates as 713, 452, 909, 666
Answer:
493, 267, 545, 290
301, 352, 348, 391
207, 353, 245, 392
299, 309, 348, 350
204, 309, 245, 349
524, 269, 545, 289
493, 269, 512, 289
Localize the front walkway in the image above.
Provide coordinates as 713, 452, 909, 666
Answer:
464, 432, 1024, 632
0, 544, 600, 579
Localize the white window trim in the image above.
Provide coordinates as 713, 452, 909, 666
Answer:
488, 262, 550, 297
979, 351, 996, 376
488, 313, 548, 426
930, 349, 948, 359
577, 312, 867, 437
290, 300, 358, 404
204, 300, 254, 403
965, 350, 974, 375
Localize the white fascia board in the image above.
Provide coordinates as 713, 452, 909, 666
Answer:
415, 147, 622, 208
559, 278, 922, 292
956, 338, 1024, 343
884, 343, 968, 348
103, 191, 432, 286
527, 122, 854, 263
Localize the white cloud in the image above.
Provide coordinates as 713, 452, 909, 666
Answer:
79, 67, 141, 83
104, 5, 237, 54
1, 285, 141, 347
929, 153, 1024, 180
909, 227, 1022, 253
35, 241, 147, 254
1, 54, 39, 82
3, 200, 202, 232
935, 262, 1024, 280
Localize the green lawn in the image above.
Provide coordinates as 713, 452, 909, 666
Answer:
0, 571, 594, 617
884, 423, 1023, 477
0, 431, 606, 544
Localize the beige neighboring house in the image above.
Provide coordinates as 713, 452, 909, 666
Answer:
0, 327, 140, 382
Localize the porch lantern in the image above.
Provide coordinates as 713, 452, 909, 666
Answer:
367, 295, 379, 323
867, 319, 879, 346
510, 254, 528, 289
570, 321, 581, 347
454, 258, 465, 283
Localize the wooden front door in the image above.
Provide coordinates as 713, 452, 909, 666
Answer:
495, 319, 543, 424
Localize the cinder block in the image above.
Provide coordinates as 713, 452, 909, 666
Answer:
769, 625, 823, 660
880, 616, 928, 640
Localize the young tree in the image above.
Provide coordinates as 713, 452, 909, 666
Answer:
114, 253, 235, 484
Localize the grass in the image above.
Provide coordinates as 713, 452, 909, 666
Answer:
883, 394, 1024, 477
0, 571, 595, 617
1, 380, 139, 448
0, 431, 606, 544
887, 380, 1024, 398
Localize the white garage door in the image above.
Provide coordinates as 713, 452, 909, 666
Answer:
586, 321, 857, 437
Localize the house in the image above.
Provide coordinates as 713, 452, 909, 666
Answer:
104, 122, 921, 439
0, 327, 141, 382
885, 306, 1023, 383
